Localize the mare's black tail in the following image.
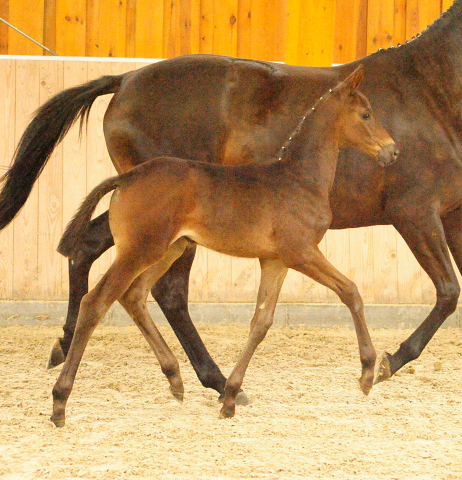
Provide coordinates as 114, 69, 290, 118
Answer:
0, 74, 126, 230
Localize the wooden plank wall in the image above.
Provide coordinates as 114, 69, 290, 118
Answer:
0, 1, 451, 65
0, 0, 456, 305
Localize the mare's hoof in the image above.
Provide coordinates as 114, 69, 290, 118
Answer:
374, 352, 393, 384
218, 390, 250, 406
50, 415, 65, 428
46, 339, 65, 369
170, 388, 184, 403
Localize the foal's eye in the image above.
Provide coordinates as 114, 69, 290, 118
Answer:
362, 112, 371, 120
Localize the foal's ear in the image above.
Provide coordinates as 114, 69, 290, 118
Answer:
343, 65, 364, 92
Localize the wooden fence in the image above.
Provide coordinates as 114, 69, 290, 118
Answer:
0, 55, 461, 306
0, 0, 454, 65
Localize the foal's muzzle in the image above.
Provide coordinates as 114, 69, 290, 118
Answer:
377, 143, 399, 167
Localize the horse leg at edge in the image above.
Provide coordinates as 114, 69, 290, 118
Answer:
375, 211, 460, 383
48, 211, 114, 369
118, 240, 190, 402
288, 246, 376, 395
220, 258, 288, 418
151, 243, 250, 405
51, 256, 149, 428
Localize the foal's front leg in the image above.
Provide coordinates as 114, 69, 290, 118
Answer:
220, 258, 288, 418
287, 246, 376, 395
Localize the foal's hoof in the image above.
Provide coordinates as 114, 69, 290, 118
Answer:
219, 405, 235, 419
50, 414, 66, 428
46, 339, 65, 370
218, 390, 250, 406
374, 352, 393, 384
170, 388, 184, 403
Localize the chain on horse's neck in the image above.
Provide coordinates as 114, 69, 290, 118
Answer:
276, 89, 334, 162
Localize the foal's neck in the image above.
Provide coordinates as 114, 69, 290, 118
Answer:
279, 98, 343, 193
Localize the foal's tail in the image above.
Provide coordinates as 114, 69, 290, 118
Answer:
0, 74, 126, 230
57, 176, 121, 258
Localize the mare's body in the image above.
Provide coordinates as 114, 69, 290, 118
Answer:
1, 3, 462, 394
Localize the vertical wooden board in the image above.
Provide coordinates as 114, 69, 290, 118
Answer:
372, 225, 398, 303
406, 0, 442, 38
212, 0, 238, 56
8, 0, 44, 55
135, 0, 164, 58
37, 61, 64, 300
43, 0, 57, 56
164, 0, 181, 58
325, 230, 351, 303
250, 0, 287, 61
230, 257, 257, 302
179, 0, 201, 55
13, 61, 40, 299
86, 0, 100, 56
396, 229, 422, 304
421, 262, 436, 304
349, 226, 375, 303
237, 0, 251, 58
98, 0, 127, 57
0, 59, 15, 298
394, 0, 407, 45
285, 0, 300, 64
207, 251, 233, 302
86, 62, 114, 290
366, 0, 395, 53
61, 61, 88, 297
189, 245, 208, 302
333, 0, 366, 63
200, 0, 214, 54
0, 0, 9, 54
56, 0, 86, 56
297, 0, 335, 66
125, 0, 137, 57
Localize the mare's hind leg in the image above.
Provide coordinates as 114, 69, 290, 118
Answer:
375, 210, 460, 383
220, 259, 288, 418
51, 255, 150, 428
151, 243, 249, 405
48, 211, 114, 368
286, 246, 376, 395
119, 240, 189, 402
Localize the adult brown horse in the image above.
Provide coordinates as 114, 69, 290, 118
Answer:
0, 3, 461, 399
50, 68, 396, 426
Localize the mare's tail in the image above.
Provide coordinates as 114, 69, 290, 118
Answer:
0, 74, 126, 230
57, 176, 121, 258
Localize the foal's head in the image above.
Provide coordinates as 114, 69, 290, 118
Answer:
330, 66, 398, 166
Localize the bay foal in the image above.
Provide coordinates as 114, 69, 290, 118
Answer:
52, 67, 397, 426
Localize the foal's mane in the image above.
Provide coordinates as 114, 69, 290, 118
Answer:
276, 83, 348, 162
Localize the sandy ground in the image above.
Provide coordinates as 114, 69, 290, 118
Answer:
1, 323, 462, 480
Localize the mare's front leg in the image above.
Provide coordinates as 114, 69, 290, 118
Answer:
48, 211, 114, 368
221, 259, 288, 418
119, 240, 190, 401
374, 207, 460, 382
51, 257, 146, 428
287, 246, 376, 395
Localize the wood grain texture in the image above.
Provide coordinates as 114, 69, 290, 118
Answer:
55, 0, 86, 56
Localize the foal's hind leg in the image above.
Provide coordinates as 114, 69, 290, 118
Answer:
220, 259, 288, 418
51, 256, 150, 427
287, 247, 376, 395
119, 241, 189, 402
